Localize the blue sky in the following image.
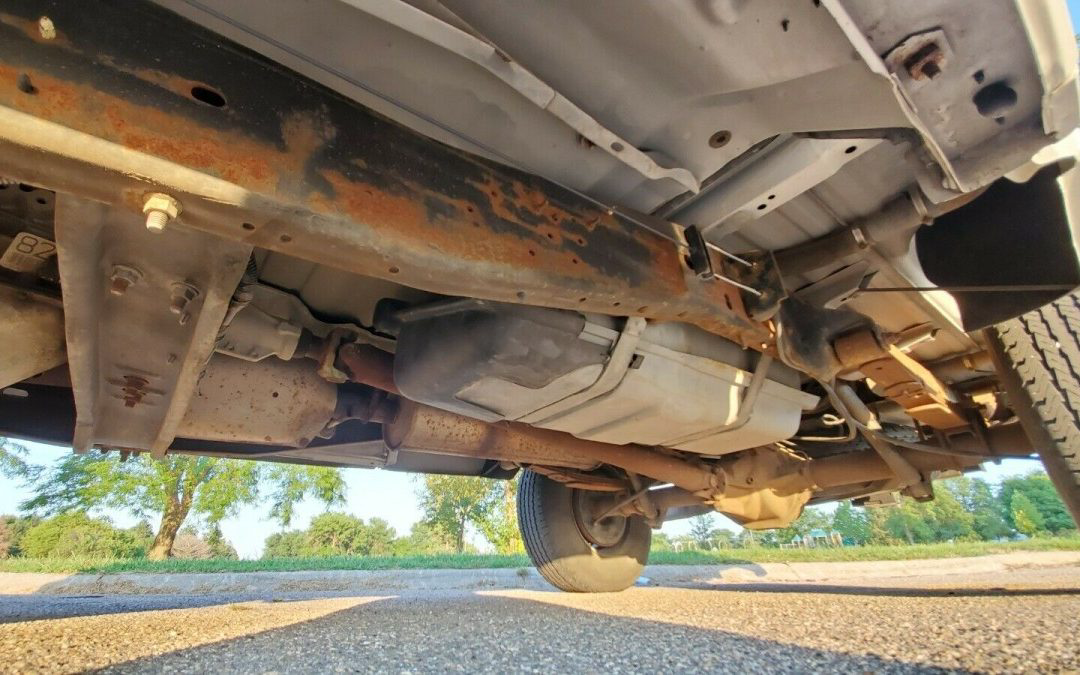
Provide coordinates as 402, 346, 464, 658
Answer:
1, 4, 1076, 557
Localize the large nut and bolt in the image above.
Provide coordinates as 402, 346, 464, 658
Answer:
142, 193, 181, 233
169, 282, 201, 325
108, 264, 143, 296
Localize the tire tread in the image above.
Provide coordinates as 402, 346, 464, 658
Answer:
989, 291, 1080, 525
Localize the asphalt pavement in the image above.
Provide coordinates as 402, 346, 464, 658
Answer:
0, 565, 1078, 673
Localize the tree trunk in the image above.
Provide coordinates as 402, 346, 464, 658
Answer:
147, 493, 192, 560
455, 516, 466, 554
902, 521, 915, 545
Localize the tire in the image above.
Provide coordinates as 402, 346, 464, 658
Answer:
987, 290, 1080, 527
517, 469, 651, 592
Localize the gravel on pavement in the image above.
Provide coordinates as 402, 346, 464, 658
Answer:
0, 566, 1077, 673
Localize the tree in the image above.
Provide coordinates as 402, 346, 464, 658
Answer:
263, 530, 308, 558
0, 518, 11, 559
776, 507, 832, 544
1010, 492, 1044, 536
205, 524, 238, 559
266, 513, 399, 557
171, 528, 215, 559
689, 514, 716, 549
306, 512, 368, 555
949, 477, 1011, 540
650, 532, 673, 552
262, 463, 348, 527
736, 528, 760, 548
0, 514, 41, 558
475, 480, 524, 554
168, 524, 236, 559
18, 512, 145, 559
713, 528, 735, 548
417, 475, 500, 553
1001, 473, 1073, 534
924, 481, 976, 541
391, 522, 454, 555
885, 500, 935, 544
357, 517, 397, 556
832, 501, 871, 544
0, 439, 33, 480
22, 453, 345, 559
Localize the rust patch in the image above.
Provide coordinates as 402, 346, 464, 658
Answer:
0, 63, 332, 191
903, 43, 944, 80
0, 3, 773, 349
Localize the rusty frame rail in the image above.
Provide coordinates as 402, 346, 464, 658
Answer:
0, 1, 770, 348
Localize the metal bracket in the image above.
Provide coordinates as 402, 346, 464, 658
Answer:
683, 224, 762, 296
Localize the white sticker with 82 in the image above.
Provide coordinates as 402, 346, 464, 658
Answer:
1, 232, 57, 273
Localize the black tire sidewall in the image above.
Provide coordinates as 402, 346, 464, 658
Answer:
518, 470, 651, 592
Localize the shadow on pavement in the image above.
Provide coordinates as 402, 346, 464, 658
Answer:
0, 591, 384, 624
671, 581, 1080, 598
99, 591, 928, 673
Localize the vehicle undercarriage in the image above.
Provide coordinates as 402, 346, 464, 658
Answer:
2, 0, 1079, 590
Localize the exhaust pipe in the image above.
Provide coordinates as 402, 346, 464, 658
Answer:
384, 400, 725, 494
337, 341, 996, 503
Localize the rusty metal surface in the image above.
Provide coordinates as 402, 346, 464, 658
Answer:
177, 356, 337, 447
54, 194, 251, 455
337, 343, 399, 395
833, 329, 969, 430
0, 1, 769, 348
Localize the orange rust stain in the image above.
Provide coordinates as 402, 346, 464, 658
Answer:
0, 64, 338, 191
104, 104, 277, 187
0, 57, 767, 343
312, 169, 550, 272
97, 56, 211, 101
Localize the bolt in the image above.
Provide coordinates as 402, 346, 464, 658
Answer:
142, 193, 182, 233
903, 42, 944, 81
169, 282, 200, 324
38, 16, 56, 40
108, 264, 143, 296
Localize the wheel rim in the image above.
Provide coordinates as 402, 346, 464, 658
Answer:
572, 489, 629, 548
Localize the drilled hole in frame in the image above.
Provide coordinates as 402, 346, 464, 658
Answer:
190, 85, 226, 108
708, 130, 732, 148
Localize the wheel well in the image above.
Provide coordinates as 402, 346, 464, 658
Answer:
916, 162, 1080, 330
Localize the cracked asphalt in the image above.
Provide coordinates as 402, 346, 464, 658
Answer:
0, 566, 1078, 673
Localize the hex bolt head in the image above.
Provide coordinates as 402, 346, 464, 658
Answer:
168, 282, 201, 325
38, 16, 56, 40
108, 264, 143, 296
142, 192, 182, 233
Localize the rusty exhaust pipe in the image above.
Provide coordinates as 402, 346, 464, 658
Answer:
336, 341, 1005, 499
383, 401, 724, 494
339, 342, 724, 494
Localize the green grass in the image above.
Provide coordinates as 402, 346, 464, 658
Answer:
648, 536, 1080, 565
1, 536, 1077, 575
0, 552, 532, 575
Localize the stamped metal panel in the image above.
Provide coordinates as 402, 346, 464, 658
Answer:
840, 0, 1077, 194
157, 0, 908, 214
177, 356, 337, 447
54, 195, 250, 454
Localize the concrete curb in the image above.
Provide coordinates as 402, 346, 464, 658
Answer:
1, 551, 1077, 596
